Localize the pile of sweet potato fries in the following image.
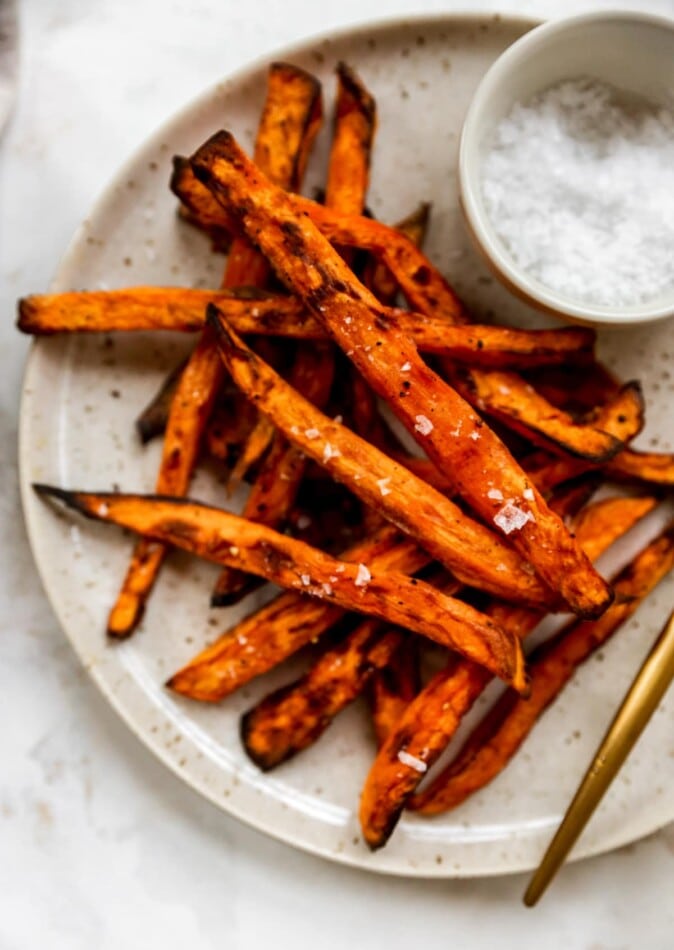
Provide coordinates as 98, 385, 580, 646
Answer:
20, 62, 674, 850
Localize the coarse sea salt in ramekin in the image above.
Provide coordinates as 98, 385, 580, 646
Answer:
480, 77, 674, 309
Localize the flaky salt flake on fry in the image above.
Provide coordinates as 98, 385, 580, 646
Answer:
376, 477, 392, 496
355, 564, 371, 587
414, 415, 433, 435
494, 501, 534, 535
323, 442, 341, 462
397, 751, 427, 773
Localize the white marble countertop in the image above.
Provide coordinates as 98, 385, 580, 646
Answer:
2, 1, 674, 947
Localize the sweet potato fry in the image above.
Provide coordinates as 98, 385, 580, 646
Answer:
34, 484, 527, 691
106, 66, 323, 638
208, 308, 553, 607
213, 63, 375, 605
226, 414, 276, 487
571, 495, 658, 562
171, 155, 239, 235
17, 288, 596, 368
191, 130, 611, 619
362, 203, 431, 305
241, 619, 400, 770
368, 634, 421, 747
607, 448, 674, 486
446, 367, 628, 462
358, 493, 656, 848
514, 384, 656, 492
169, 163, 624, 472
212, 340, 335, 604
169, 524, 423, 699
254, 61, 323, 195
107, 329, 223, 638
135, 357, 187, 444
410, 520, 674, 815
325, 62, 376, 214
204, 390, 257, 464
243, 579, 437, 772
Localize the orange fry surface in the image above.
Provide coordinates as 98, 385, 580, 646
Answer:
17, 288, 596, 368
34, 485, 527, 692
169, 524, 424, 701
358, 494, 656, 848
410, 520, 674, 815
208, 308, 553, 607
191, 130, 611, 619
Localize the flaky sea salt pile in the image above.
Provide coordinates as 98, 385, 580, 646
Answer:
481, 78, 674, 307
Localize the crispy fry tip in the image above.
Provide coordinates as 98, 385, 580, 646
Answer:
335, 61, 377, 121
16, 297, 36, 334
169, 155, 190, 190
207, 305, 250, 365
240, 712, 275, 771
106, 621, 137, 641
270, 60, 322, 94
32, 482, 78, 508
191, 130, 237, 182
210, 590, 242, 608
363, 810, 402, 852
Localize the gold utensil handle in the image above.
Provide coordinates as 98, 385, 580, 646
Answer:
524, 609, 674, 907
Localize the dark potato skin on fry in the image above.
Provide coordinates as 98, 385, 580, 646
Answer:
241, 619, 399, 770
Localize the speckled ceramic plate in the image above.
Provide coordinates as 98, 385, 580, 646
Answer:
19, 13, 674, 877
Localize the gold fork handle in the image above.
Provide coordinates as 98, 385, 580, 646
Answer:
524, 610, 674, 907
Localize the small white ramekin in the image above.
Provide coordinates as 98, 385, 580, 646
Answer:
459, 11, 674, 328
